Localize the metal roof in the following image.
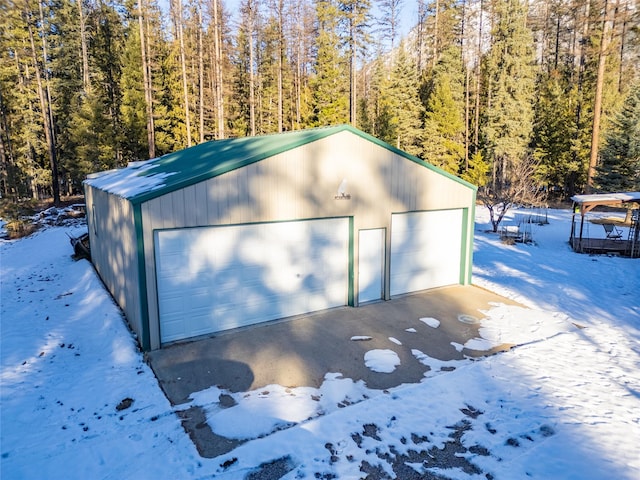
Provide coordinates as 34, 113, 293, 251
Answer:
571, 192, 640, 213
571, 192, 640, 204
84, 124, 476, 204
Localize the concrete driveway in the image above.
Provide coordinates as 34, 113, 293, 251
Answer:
147, 285, 520, 458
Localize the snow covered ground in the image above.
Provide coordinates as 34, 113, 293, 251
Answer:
1, 208, 639, 479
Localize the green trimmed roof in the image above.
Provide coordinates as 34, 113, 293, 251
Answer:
84, 124, 476, 204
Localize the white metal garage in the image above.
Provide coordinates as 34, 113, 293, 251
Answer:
84, 125, 476, 351
390, 210, 463, 296
155, 218, 350, 342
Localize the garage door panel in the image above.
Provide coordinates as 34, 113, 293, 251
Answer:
156, 218, 349, 343
390, 210, 463, 296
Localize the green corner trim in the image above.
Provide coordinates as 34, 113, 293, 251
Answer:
133, 205, 151, 351
467, 200, 476, 284
348, 216, 354, 306
459, 200, 476, 285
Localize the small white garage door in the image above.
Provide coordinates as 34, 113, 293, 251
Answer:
155, 218, 350, 343
358, 229, 385, 303
390, 209, 463, 296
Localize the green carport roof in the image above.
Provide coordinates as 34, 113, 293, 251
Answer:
84, 124, 475, 204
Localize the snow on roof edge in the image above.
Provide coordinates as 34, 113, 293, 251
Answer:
571, 192, 640, 204
83, 160, 178, 199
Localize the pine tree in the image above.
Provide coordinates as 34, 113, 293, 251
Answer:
482, 0, 537, 186
366, 57, 394, 139
377, 0, 402, 53
24, 0, 61, 203
257, 15, 282, 133
338, 0, 371, 126
422, 45, 466, 174
154, 39, 187, 154
384, 42, 423, 156
120, 0, 149, 162
50, 0, 84, 194
310, 0, 349, 126
0, 3, 48, 200
460, 150, 489, 187
595, 83, 640, 192
532, 70, 583, 196
89, 0, 126, 163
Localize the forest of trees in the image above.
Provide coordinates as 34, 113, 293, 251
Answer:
1, 0, 638, 205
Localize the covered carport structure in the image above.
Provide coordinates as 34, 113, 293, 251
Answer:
570, 192, 640, 257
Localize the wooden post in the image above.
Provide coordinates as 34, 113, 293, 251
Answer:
578, 212, 585, 252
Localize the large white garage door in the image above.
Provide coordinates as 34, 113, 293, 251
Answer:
155, 218, 350, 343
390, 210, 463, 296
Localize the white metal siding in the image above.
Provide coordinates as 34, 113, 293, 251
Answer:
85, 187, 143, 338
139, 131, 475, 349
390, 210, 463, 296
155, 218, 349, 343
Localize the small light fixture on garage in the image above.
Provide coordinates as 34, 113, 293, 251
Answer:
335, 178, 351, 200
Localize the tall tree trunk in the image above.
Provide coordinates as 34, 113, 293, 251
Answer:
587, 0, 613, 190
139, 0, 155, 158
350, 20, 357, 127
465, 68, 470, 170
0, 88, 14, 199
25, 5, 60, 205
294, 12, 302, 130
175, 0, 191, 147
78, 0, 90, 93
432, 0, 439, 68
569, 0, 590, 195
38, 1, 56, 157
473, 0, 483, 149
249, 0, 256, 135
212, 0, 225, 139
615, 0, 628, 94
198, 5, 205, 143
416, 0, 426, 72
277, 0, 284, 132
554, 14, 560, 70
461, 0, 468, 169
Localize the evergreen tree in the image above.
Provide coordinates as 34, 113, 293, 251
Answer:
595, 83, 640, 191
49, 0, 84, 194
377, 0, 402, 53
154, 38, 187, 154
230, 1, 253, 137
84, 0, 125, 165
310, 0, 348, 126
482, 0, 537, 185
121, 1, 149, 162
422, 45, 465, 174
366, 57, 394, 140
338, 0, 371, 126
382, 43, 423, 156
460, 150, 489, 187
532, 70, 583, 196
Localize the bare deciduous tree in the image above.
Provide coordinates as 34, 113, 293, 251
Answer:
480, 155, 547, 233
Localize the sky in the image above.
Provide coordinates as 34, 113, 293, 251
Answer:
160, 0, 419, 43
1, 205, 639, 479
